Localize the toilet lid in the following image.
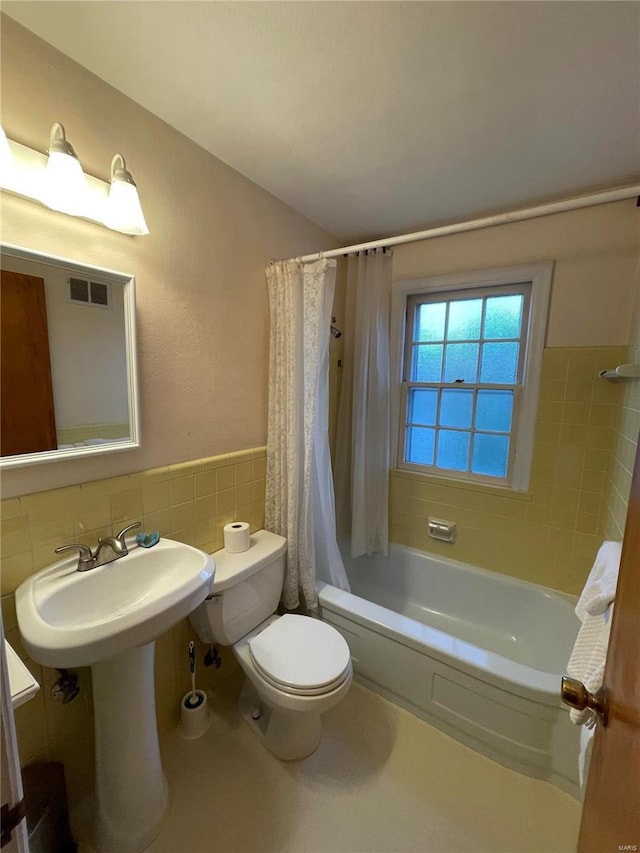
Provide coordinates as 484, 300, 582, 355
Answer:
248, 614, 351, 690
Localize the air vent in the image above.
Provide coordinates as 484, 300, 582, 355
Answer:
69, 277, 89, 303
68, 278, 111, 308
90, 282, 109, 306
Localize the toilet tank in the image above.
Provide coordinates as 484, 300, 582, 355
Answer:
189, 530, 287, 646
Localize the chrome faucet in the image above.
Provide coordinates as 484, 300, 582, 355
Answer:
55, 522, 142, 572
53, 543, 95, 572
95, 522, 141, 561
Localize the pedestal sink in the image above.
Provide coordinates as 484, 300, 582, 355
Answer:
15, 538, 215, 852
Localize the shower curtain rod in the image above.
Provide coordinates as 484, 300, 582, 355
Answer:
283, 184, 640, 264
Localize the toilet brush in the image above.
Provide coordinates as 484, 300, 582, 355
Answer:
179, 641, 210, 739
185, 641, 202, 709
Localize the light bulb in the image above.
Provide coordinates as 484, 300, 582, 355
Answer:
105, 154, 149, 235
42, 122, 87, 215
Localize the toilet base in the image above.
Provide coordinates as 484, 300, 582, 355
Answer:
239, 679, 321, 761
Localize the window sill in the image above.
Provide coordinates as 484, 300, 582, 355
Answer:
391, 467, 533, 502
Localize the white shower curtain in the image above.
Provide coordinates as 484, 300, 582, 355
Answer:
335, 248, 392, 558
265, 258, 350, 610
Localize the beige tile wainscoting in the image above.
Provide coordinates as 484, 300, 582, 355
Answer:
390, 345, 635, 595
1, 446, 267, 804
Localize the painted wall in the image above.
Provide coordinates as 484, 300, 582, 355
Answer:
0, 16, 337, 498
388, 201, 639, 594
393, 200, 639, 348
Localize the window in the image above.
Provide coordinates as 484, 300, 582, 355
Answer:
393, 263, 552, 490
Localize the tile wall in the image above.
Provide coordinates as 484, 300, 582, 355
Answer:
389, 346, 630, 595
1, 446, 267, 804
603, 343, 640, 538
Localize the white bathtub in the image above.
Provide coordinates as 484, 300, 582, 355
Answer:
317, 545, 581, 797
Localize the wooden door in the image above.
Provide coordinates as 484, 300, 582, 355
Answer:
1, 270, 57, 456
578, 436, 640, 850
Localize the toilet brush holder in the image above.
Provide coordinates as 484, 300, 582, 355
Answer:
179, 690, 210, 740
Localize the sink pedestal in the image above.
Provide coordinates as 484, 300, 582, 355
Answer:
92, 641, 168, 852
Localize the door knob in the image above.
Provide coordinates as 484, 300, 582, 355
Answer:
561, 676, 608, 726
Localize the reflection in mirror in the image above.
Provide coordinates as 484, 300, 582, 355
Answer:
0, 244, 140, 468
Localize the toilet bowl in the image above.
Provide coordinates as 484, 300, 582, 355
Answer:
189, 530, 353, 760
234, 614, 352, 759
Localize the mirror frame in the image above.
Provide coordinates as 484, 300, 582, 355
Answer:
0, 243, 141, 468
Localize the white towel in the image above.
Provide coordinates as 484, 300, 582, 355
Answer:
566, 603, 613, 725
575, 540, 622, 620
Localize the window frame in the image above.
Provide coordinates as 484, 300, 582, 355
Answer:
390, 262, 553, 492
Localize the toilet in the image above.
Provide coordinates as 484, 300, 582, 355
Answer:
189, 529, 353, 760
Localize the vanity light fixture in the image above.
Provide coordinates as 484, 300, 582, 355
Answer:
105, 154, 149, 236
41, 122, 87, 215
0, 122, 150, 235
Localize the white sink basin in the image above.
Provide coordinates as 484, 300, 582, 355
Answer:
16, 538, 215, 667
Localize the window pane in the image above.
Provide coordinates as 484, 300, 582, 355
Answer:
416, 302, 446, 342
443, 343, 479, 383
440, 389, 473, 429
436, 429, 470, 471
408, 388, 438, 425
484, 294, 523, 340
472, 433, 509, 478
446, 298, 482, 341
412, 344, 443, 382
480, 342, 519, 383
475, 390, 513, 432
406, 427, 435, 465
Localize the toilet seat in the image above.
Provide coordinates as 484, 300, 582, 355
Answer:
254, 665, 351, 697
248, 614, 351, 696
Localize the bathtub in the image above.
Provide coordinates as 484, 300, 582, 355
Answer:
317, 545, 581, 797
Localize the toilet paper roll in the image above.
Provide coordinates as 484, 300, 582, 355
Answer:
224, 521, 251, 553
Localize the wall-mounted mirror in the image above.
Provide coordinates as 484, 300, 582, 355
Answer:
0, 244, 140, 468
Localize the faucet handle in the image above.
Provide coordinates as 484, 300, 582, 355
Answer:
115, 521, 142, 544
54, 543, 94, 571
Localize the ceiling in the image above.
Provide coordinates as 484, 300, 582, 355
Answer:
4, 1, 640, 243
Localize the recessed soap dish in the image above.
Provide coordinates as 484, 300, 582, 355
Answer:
428, 517, 457, 543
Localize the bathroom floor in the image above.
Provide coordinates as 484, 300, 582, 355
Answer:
78, 674, 582, 853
